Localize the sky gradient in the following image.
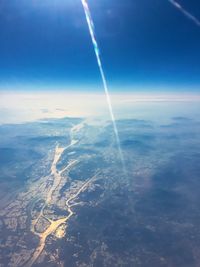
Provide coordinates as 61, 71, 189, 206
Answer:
0, 0, 200, 91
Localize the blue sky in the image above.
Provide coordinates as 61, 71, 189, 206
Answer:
0, 0, 200, 92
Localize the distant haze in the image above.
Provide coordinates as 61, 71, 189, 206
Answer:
0, 91, 200, 124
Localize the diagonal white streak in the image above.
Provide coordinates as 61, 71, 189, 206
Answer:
81, 0, 125, 171
168, 0, 200, 27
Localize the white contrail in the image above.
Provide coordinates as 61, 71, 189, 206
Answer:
168, 0, 200, 27
81, 0, 126, 172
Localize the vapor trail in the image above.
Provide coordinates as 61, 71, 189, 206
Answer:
81, 0, 126, 172
168, 0, 200, 27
